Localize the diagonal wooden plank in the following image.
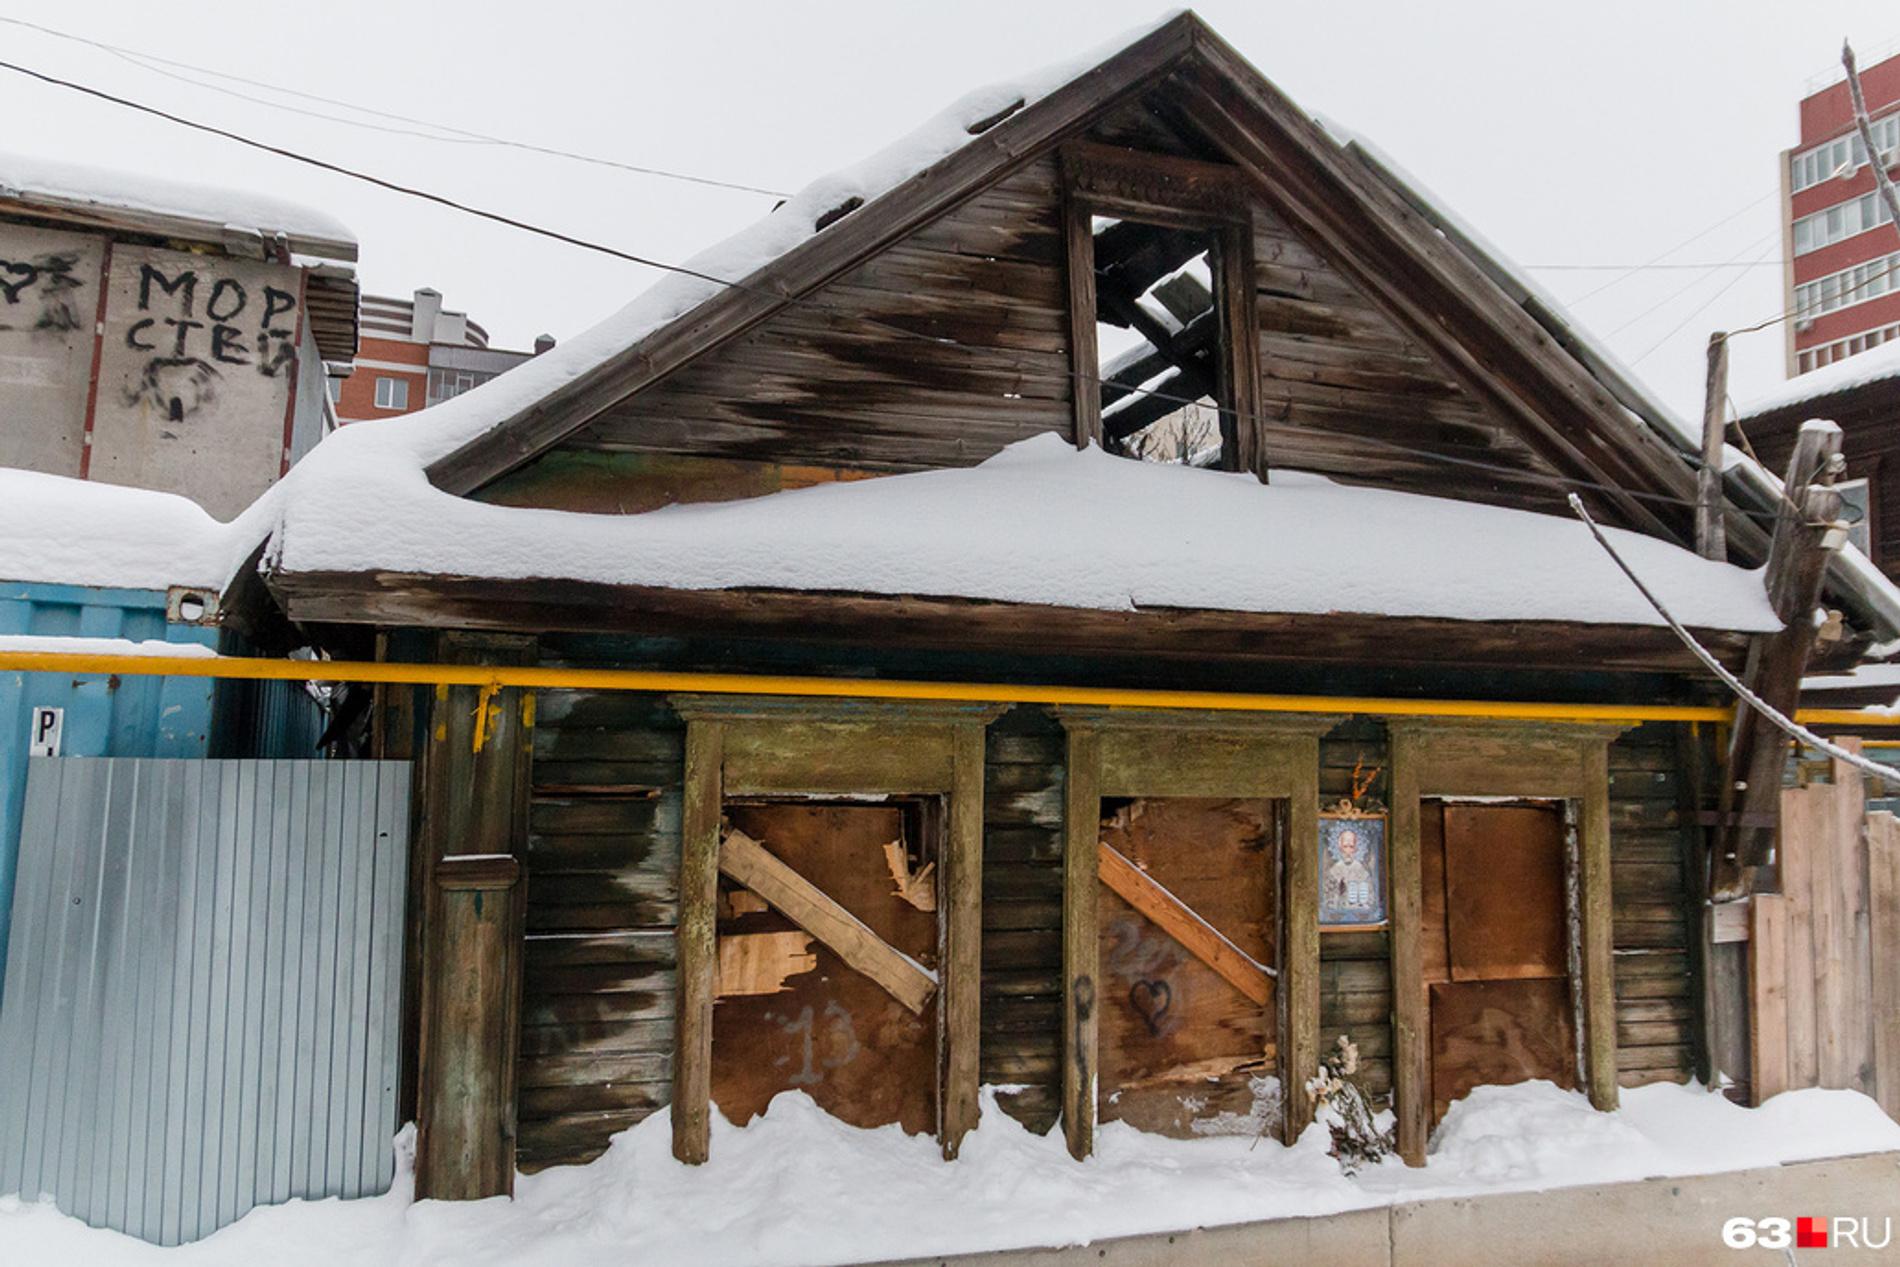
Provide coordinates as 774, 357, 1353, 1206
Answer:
718, 827, 938, 1016
1097, 841, 1274, 1006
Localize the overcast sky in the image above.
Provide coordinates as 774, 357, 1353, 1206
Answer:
3, 0, 1896, 422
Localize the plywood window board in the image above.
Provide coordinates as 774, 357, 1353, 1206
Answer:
1442, 803, 1568, 982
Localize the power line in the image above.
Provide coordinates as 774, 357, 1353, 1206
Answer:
0, 15, 791, 199
1565, 188, 1779, 306
1631, 236, 1782, 365
0, 52, 1782, 528
1603, 229, 1780, 338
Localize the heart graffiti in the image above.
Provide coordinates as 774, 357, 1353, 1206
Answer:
0, 260, 41, 305
1129, 978, 1172, 1036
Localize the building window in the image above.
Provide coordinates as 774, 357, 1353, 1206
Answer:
374, 377, 410, 410
1793, 190, 1894, 255
427, 367, 495, 404
1794, 249, 1900, 320
1792, 113, 1900, 193
1063, 144, 1258, 475
1796, 320, 1900, 373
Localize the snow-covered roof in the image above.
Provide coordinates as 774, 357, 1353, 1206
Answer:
0, 469, 262, 592
0, 148, 356, 261
270, 434, 1779, 631
1738, 341, 1900, 418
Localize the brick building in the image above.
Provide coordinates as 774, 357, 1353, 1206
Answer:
1785, 49, 1900, 375
331, 287, 550, 422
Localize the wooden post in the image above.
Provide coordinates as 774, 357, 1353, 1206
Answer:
1696, 332, 1729, 562
1579, 740, 1619, 1111
941, 722, 986, 1158
1387, 724, 1428, 1165
1061, 727, 1101, 1161
1283, 734, 1321, 1142
1713, 422, 1844, 896
674, 719, 723, 1164
414, 855, 523, 1200
1062, 188, 1102, 453
413, 632, 534, 1200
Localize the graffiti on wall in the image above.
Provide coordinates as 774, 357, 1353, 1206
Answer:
0, 251, 86, 335
119, 262, 300, 423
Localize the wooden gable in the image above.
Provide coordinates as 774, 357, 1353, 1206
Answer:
482, 89, 1570, 526
442, 14, 1752, 563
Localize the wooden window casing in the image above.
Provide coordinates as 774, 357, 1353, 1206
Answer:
1059, 142, 1265, 479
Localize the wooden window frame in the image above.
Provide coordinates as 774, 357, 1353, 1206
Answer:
1059, 141, 1265, 479
1386, 719, 1629, 1166
1052, 707, 1337, 1159
668, 695, 1005, 1164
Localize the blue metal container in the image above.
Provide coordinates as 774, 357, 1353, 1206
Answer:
0, 581, 220, 989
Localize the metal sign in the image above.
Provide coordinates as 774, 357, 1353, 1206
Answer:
27, 706, 62, 757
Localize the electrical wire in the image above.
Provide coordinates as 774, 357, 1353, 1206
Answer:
0, 15, 791, 198
1631, 235, 1782, 365
1604, 229, 1780, 339
0, 52, 1786, 527
1565, 188, 1779, 306
1569, 492, 1900, 790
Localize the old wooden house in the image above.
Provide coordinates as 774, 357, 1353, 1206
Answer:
229, 13, 1900, 1198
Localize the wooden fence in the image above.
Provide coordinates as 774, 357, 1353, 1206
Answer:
1746, 742, 1900, 1119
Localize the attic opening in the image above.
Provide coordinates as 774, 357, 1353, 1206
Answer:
1094, 218, 1225, 466
1063, 142, 1262, 478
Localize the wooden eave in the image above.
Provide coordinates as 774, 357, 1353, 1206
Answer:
264, 567, 1768, 678
419, 12, 1740, 565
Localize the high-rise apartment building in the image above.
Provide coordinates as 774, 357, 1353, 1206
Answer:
330, 287, 550, 422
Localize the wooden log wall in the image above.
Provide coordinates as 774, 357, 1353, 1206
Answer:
516, 690, 683, 1171
1607, 722, 1700, 1088
506, 687, 1704, 1168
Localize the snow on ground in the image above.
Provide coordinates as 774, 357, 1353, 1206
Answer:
274, 433, 1779, 631
0, 1081, 1893, 1267
0, 469, 265, 592
0, 148, 355, 253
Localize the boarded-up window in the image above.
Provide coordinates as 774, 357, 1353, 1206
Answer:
712, 803, 940, 1134
1096, 797, 1280, 1137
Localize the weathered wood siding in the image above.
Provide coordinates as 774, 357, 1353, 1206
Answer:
565, 159, 1072, 474
981, 708, 1066, 1131
517, 690, 682, 1171
1608, 722, 1700, 1087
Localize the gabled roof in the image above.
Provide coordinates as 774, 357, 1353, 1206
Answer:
419, 14, 1718, 559
248, 11, 1900, 645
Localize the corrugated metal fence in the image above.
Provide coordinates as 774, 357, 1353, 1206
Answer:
0, 758, 409, 1245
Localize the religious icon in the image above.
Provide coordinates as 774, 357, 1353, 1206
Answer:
1319, 811, 1387, 929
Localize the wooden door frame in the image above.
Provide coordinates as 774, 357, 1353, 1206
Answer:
1387, 718, 1629, 1166
1054, 707, 1338, 1160
669, 695, 1005, 1164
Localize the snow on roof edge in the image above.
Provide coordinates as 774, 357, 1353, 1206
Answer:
1738, 339, 1900, 418
0, 148, 355, 257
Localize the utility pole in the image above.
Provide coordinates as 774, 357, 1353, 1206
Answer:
1697, 331, 1729, 561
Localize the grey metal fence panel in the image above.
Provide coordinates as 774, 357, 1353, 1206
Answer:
0, 757, 410, 1246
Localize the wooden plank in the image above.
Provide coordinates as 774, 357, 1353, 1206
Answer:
1097, 841, 1273, 1006
1062, 180, 1099, 452
1442, 804, 1568, 981
718, 827, 938, 1015
671, 719, 721, 1164
1062, 727, 1102, 1161
1429, 978, 1576, 1125
1748, 893, 1789, 1104
942, 722, 986, 1158
1868, 812, 1900, 1120
1783, 784, 1821, 1089
1580, 740, 1619, 1111
1388, 724, 1427, 1166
